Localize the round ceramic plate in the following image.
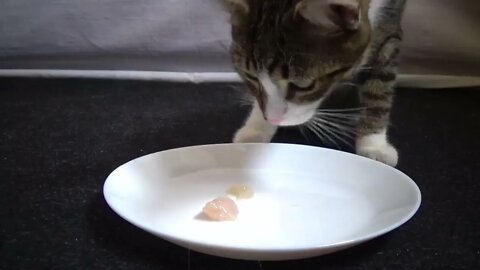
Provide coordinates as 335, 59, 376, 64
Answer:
103, 143, 421, 261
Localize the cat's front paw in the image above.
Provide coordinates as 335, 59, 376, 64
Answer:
356, 143, 398, 166
233, 127, 273, 143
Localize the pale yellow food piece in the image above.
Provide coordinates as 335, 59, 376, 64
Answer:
202, 196, 239, 221
227, 185, 254, 199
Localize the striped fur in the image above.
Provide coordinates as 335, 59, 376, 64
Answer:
355, 0, 406, 136
226, 0, 407, 166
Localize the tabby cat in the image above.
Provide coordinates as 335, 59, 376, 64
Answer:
222, 0, 406, 166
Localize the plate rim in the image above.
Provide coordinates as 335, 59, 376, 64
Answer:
103, 143, 422, 254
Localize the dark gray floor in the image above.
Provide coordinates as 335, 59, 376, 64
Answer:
0, 78, 479, 270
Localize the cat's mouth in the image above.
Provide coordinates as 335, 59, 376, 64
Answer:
266, 108, 317, 127
272, 114, 315, 126
265, 101, 321, 127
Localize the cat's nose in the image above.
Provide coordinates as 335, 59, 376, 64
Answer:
265, 105, 287, 125
267, 117, 283, 125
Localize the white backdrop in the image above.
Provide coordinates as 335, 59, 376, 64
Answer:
0, 0, 479, 86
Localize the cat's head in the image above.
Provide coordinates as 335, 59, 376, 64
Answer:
223, 0, 371, 126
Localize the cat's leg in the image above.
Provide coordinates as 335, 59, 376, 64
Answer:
233, 101, 277, 143
355, 34, 403, 166
355, 78, 398, 166
354, 20, 404, 166
355, 75, 398, 166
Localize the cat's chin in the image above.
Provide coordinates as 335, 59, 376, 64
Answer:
273, 100, 321, 127
276, 120, 306, 127
275, 112, 315, 127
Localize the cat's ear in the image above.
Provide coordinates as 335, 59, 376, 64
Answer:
220, 0, 249, 14
296, 0, 361, 32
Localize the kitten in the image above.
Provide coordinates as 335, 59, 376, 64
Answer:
222, 0, 406, 166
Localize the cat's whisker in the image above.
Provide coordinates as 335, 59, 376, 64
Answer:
314, 122, 349, 148
304, 123, 323, 144
312, 122, 358, 139
315, 112, 361, 119
317, 118, 358, 136
317, 114, 356, 124
330, 129, 356, 141
310, 119, 353, 147
234, 91, 255, 107
315, 114, 358, 127
325, 125, 355, 146
315, 110, 361, 116
316, 107, 365, 113
307, 122, 341, 149
305, 122, 331, 146
315, 112, 361, 120
311, 117, 358, 137
239, 98, 254, 107
316, 110, 361, 115
299, 125, 311, 142
326, 127, 353, 147
327, 125, 357, 140
311, 115, 360, 138
299, 125, 306, 138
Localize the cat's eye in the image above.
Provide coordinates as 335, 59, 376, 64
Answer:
289, 80, 316, 92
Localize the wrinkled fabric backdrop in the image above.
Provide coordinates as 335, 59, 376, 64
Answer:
0, 0, 479, 79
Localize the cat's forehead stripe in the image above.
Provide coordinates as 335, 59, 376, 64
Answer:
267, 56, 280, 75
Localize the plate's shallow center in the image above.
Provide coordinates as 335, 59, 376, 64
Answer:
148, 169, 374, 249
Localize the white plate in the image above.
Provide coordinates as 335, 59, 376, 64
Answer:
103, 143, 421, 261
